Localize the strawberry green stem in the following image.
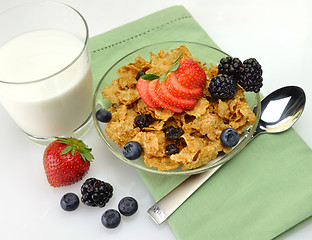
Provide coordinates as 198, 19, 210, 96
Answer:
55, 137, 94, 162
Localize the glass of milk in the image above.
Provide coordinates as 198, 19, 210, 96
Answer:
0, 1, 93, 145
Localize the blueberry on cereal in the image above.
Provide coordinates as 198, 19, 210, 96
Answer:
165, 144, 180, 155
220, 128, 239, 148
164, 126, 184, 140
96, 108, 112, 123
134, 114, 154, 128
136, 70, 146, 80
123, 141, 142, 160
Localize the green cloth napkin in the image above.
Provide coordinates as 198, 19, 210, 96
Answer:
89, 5, 312, 240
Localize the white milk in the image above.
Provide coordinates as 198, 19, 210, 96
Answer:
0, 30, 93, 137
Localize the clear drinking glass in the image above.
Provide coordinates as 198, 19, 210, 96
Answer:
0, 1, 93, 145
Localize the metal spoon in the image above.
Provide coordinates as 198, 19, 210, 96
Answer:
147, 86, 306, 224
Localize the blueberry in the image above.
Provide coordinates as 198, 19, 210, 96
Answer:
220, 128, 240, 147
118, 197, 138, 216
60, 193, 80, 211
123, 141, 142, 160
101, 209, 121, 229
96, 108, 112, 123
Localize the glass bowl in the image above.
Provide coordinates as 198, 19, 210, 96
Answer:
92, 41, 261, 175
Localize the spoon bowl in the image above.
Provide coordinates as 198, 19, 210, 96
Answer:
253, 86, 306, 137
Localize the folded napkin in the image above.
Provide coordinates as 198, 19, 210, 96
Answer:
89, 6, 312, 240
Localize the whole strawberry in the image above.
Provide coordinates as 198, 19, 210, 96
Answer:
43, 137, 94, 187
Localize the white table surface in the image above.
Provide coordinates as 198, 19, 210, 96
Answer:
0, 0, 311, 239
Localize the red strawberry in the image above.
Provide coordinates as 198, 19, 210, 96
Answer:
148, 79, 184, 113
43, 137, 94, 187
165, 72, 203, 100
175, 58, 207, 88
136, 57, 207, 113
136, 77, 158, 108
157, 78, 197, 110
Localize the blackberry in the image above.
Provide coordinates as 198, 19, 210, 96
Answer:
165, 144, 180, 155
238, 58, 263, 92
208, 74, 238, 100
218, 56, 242, 77
136, 70, 146, 80
134, 114, 154, 128
164, 126, 184, 140
81, 178, 113, 207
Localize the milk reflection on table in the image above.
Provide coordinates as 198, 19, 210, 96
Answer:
0, 29, 93, 138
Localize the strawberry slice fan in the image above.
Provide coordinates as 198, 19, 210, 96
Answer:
137, 57, 206, 113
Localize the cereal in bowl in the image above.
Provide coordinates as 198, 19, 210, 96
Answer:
102, 45, 259, 171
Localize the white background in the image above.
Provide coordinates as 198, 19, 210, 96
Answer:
0, 0, 311, 239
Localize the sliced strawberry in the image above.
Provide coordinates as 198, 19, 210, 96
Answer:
148, 79, 184, 113
165, 72, 203, 100
157, 80, 197, 110
175, 58, 207, 88
137, 58, 207, 113
136, 78, 158, 108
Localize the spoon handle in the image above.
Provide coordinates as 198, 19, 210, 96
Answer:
147, 129, 252, 224
147, 164, 223, 224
